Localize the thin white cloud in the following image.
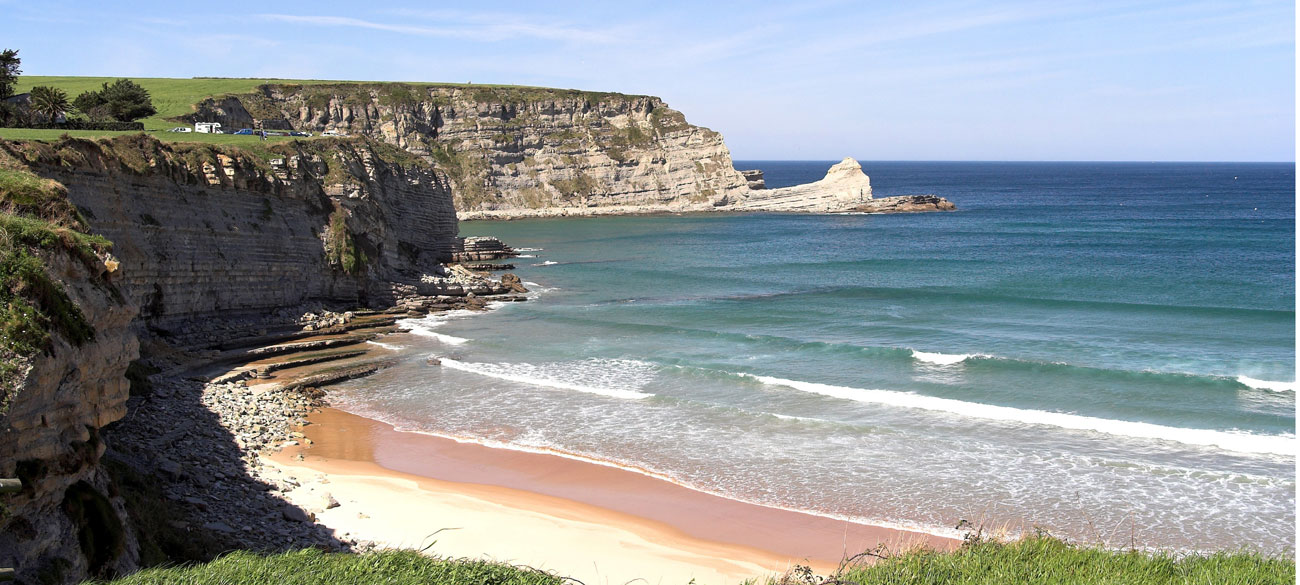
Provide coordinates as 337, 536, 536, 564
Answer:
257, 13, 619, 44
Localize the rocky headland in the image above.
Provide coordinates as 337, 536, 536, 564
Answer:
179, 83, 953, 219
0, 134, 524, 583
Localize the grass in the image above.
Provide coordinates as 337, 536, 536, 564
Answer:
14, 76, 644, 134
77, 535, 1294, 585
81, 548, 564, 585
762, 535, 1294, 585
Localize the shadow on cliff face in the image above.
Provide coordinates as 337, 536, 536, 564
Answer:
101, 373, 348, 570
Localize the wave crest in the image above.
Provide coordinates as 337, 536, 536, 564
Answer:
440, 358, 654, 400
742, 374, 1294, 456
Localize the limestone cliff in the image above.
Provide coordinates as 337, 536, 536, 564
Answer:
0, 134, 465, 583
182, 84, 754, 215
14, 135, 461, 345
0, 247, 139, 583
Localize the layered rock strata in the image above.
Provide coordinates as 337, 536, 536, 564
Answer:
0, 249, 139, 583
13, 136, 464, 345
0, 135, 504, 584
183, 84, 756, 215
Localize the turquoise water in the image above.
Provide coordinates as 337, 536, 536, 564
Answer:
333, 162, 1295, 552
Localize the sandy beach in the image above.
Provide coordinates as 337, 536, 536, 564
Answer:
266, 407, 956, 584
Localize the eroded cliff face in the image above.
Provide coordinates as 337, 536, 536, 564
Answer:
19, 136, 459, 343
184, 84, 754, 213
0, 245, 139, 583
0, 134, 464, 583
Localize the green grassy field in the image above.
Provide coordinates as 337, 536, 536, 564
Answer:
13, 77, 353, 131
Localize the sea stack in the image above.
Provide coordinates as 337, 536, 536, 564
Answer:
730, 157, 874, 212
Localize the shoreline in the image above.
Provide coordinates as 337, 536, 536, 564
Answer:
266, 406, 957, 583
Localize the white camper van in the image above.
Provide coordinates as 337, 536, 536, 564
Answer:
194, 122, 223, 134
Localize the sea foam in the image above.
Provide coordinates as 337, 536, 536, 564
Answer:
440, 358, 653, 400
743, 374, 1295, 456
1237, 376, 1297, 393
911, 349, 982, 365
397, 321, 469, 345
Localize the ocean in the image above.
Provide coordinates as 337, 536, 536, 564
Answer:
332, 161, 1295, 552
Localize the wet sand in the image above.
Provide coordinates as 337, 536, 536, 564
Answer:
268, 407, 956, 584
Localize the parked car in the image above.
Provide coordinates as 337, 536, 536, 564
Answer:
289, 131, 312, 137
168, 127, 192, 133
321, 130, 346, 137
232, 129, 253, 135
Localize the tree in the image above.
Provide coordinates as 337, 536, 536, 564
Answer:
73, 89, 107, 119
100, 79, 155, 122
0, 49, 19, 99
29, 86, 69, 123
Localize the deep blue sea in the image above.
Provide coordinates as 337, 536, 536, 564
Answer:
333, 161, 1295, 552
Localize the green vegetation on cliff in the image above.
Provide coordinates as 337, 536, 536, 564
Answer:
0, 142, 111, 409
83, 548, 562, 585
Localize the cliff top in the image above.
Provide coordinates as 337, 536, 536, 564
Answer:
9, 76, 651, 135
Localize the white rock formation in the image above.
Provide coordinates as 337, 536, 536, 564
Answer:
730, 157, 873, 212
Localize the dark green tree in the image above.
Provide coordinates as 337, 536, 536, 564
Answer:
99, 78, 156, 122
72, 89, 107, 119
29, 86, 69, 123
0, 49, 19, 99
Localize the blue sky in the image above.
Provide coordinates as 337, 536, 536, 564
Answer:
4, 0, 1294, 161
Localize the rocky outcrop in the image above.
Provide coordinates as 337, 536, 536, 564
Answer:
853, 194, 956, 213
0, 245, 139, 583
731, 158, 873, 212
730, 158, 954, 214
739, 169, 766, 190
452, 236, 517, 262
183, 84, 755, 215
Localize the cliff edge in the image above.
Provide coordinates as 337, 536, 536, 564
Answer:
184, 84, 755, 216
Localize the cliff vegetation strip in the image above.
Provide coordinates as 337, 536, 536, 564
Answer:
0, 143, 114, 408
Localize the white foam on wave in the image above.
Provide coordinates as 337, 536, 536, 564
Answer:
517, 254, 536, 258
742, 374, 1296, 456
911, 349, 984, 365
1237, 376, 1297, 393
440, 358, 653, 400
397, 320, 470, 345
365, 340, 407, 351
515, 247, 544, 252
535, 260, 559, 266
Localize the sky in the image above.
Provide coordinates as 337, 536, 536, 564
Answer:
2, 0, 1295, 161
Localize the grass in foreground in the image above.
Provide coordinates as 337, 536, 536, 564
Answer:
769, 535, 1294, 585
84, 548, 564, 585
